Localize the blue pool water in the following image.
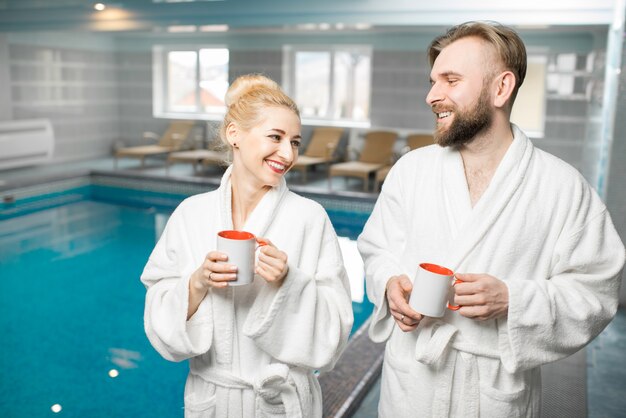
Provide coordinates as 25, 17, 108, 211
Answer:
0, 185, 374, 417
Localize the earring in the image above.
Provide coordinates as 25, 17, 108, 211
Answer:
233, 142, 237, 148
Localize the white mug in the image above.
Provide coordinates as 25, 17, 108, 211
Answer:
408, 262, 462, 317
216, 230, 267, 286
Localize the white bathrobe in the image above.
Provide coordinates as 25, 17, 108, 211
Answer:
141, 167, 353, 418
357, 125, 625, 418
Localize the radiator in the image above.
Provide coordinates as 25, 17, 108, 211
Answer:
0, 119, 54, 170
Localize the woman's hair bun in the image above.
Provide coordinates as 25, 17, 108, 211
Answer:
224, 74, 280, 107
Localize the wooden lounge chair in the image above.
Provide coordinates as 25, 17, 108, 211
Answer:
406, 133, 435, 151
115, 120, 195, 168
374, 133, 434, 191
329, 130, 397, 192
166, 139, 226, 174
291, 127, 344, 182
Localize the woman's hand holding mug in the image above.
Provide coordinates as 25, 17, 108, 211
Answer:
255, 237, 289, 285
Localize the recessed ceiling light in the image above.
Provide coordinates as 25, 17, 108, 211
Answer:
94, 3, 106, 11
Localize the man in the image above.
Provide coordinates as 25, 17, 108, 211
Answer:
358, 21, 625, 417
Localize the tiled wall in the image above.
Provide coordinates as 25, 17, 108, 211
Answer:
7, 42, 121, 163
3, 32, 609, 175
370, 50, 431, 131
116, 50, 157, 147
0, 35, 12, 121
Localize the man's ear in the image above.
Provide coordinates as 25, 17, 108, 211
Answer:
493, 71, 516, 109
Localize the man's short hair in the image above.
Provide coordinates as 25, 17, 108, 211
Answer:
428, 21, 527, 105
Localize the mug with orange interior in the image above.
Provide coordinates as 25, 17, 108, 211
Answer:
216, 230, 267, 286
408, 262, 463, 317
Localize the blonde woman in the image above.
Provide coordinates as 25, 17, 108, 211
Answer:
141, 74, 353, 417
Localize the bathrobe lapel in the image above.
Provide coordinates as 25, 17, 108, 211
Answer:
440, 147, 472, 241
211, 166, 289, 364
439, 125, 534, 273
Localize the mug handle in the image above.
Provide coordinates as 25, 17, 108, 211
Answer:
256, 238, 268, 249
447, 279, 464, 311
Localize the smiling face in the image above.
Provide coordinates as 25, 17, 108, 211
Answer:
229, 105, 302, 189
426, 36, 497, 148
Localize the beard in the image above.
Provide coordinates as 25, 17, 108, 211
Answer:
433, 87, 493, 148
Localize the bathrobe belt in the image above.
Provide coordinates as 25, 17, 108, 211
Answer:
192, 363, 308, 418
414, 321, 500, 418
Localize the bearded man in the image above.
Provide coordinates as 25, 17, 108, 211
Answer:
358, 21, 624, 417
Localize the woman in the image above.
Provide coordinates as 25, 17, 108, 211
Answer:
141, 74, 353, 418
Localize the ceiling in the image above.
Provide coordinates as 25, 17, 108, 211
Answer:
0, 0, 619, 34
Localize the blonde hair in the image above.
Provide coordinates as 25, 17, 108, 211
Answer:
219, 74, 300, 154
428, 21, 527, 106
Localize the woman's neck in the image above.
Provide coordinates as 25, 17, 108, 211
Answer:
230, 169, 270, 230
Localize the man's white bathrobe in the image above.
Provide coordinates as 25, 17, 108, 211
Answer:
358, 125, 625, 418
141, 167, 353, 418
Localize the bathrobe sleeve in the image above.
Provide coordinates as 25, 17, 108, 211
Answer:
242, 203, 354, 371
357, 162, 411, 343
499, 181, 625, 373
141, 204, 214, 362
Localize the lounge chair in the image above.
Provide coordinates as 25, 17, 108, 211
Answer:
166, 140, 226, 174
115, 120, 195, 168
291, 127, 344, 182
406, 133, 435, 151
374, 133, 434, 190
328, 130, 398, 192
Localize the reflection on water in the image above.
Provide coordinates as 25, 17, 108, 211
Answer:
109, 347, 142, 369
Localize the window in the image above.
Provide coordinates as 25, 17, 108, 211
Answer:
153, 46, 229, 119
283, 45, 372, 127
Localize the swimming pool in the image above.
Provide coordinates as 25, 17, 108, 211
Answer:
0, 176, 374, 417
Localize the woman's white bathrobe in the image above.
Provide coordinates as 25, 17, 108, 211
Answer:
141, 167, 353, 418
357, 125, 625, 418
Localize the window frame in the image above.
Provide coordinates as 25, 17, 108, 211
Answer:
152, 44, 229, 121
283, 44, 372, 128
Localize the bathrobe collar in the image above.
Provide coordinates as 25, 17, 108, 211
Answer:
440, 124, 534, 272
218, 164, 289, 236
